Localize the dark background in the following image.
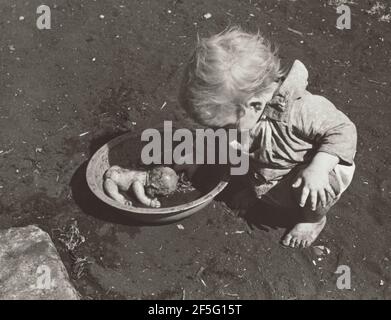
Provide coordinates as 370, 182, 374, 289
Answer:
0, 0, 390, 299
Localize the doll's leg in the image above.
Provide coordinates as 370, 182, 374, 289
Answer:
103, 178, 132, 206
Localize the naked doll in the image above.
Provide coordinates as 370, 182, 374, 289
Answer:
103, 166, 179, 208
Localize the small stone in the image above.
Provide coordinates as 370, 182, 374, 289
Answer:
19, 16, 25, 21
0, 225, 79, 300
312, 245, 331, 256
99, 14, 105, 19
177, 224, 184, 230
203, 13, 212, 19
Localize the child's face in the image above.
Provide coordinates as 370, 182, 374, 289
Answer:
234, 83, 278, 131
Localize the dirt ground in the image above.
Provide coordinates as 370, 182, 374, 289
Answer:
0, 0, 390, 300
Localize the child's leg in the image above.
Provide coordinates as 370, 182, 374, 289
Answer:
263, 167, 342, 248
282, 170, 341, 248
227, 174, 261, 210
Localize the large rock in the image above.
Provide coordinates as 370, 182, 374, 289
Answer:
0, 225, 79, 300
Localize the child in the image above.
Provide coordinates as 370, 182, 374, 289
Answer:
179, 27, 357, 248
104, 166, 178, 208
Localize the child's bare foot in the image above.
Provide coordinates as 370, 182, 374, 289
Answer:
281, 216, 326, 248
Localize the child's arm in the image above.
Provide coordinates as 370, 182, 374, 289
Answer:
291, 94, 357, 210
293, 94, 357, 166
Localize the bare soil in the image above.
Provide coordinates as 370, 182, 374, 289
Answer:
0, 0, 390, 299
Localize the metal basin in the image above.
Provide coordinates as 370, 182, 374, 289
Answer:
86, 132, 229, 223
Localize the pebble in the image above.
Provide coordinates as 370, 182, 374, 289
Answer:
312, 245, 331, 256
203, 13, 212, 19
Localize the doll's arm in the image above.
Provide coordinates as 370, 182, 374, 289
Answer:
132, 180, 161, 208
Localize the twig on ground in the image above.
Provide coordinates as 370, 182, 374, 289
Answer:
287, 27, 304, 36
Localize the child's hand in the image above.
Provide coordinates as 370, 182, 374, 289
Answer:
292, 152, 339, 210
292, 166, 336, 211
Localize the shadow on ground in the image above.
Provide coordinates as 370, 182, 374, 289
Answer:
218, 176, 299, 233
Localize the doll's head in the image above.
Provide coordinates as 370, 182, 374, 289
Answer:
145, 166, 179, 197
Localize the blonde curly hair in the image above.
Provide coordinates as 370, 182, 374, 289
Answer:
180, 26, 283, 126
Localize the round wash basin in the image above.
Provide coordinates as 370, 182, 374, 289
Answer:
86, 132, 229, 223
